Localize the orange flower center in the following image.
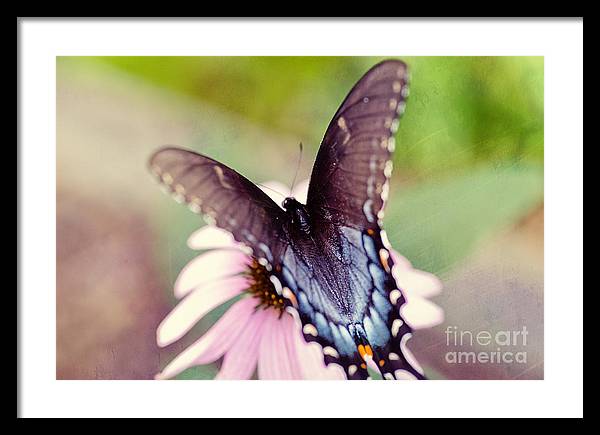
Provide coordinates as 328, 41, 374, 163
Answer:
246, 259, 285, 312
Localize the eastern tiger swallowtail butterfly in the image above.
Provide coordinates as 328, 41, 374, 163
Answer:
149, 60, 423, 380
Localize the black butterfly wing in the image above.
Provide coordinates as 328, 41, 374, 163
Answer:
306, 59, 409, 230
277, 60, 423, 379
149, 147, 287, 262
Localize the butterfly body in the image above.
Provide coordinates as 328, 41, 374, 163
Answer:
282, 197, 312, 235
150, 60, 424, 380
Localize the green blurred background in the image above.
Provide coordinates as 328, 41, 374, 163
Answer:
56, 56, 543, 380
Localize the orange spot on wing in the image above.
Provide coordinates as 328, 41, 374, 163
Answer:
358, 344, 374, 360
358, 344, 365, 358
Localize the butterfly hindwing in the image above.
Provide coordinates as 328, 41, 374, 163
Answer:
149, 147, 287, 261
275, 225, 423, 380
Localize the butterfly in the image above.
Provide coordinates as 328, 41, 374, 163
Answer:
149, 60, 424, 380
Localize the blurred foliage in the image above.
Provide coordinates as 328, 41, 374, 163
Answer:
174, 365, 218, 380
93, 56, 543, 180
385, 162, 543, 276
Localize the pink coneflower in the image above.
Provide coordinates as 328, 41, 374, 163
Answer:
155, 180, 444, 380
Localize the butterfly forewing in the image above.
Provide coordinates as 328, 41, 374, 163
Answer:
149, 147, 287, 261
306, 60, 409, 230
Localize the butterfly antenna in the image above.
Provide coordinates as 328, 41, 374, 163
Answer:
256, 182, 287, 198
289, 142, 303, 196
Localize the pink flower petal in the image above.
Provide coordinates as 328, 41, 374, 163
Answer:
400, 296, 445, 330
187, 226, 239, 251
390, 250, 412, 271
256, 315, 277, 379
174, 250, 250, 299
391, 250, 442, 298
155, 297, 257, 380
299, 341, 346, 380
324, 363, 347, 380
289, 315, 346, 380
257, 313, 301, 380
257, 314, 284, 379
157, 276, 248, 347
395, 269, 443, 299
400, 334, 424, 375
281, 314, 304, 379
215, 308, 269, 380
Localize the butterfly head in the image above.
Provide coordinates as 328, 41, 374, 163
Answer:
282, 197, 311, 234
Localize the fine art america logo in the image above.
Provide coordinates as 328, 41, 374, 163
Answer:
445, 326, 528, 364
